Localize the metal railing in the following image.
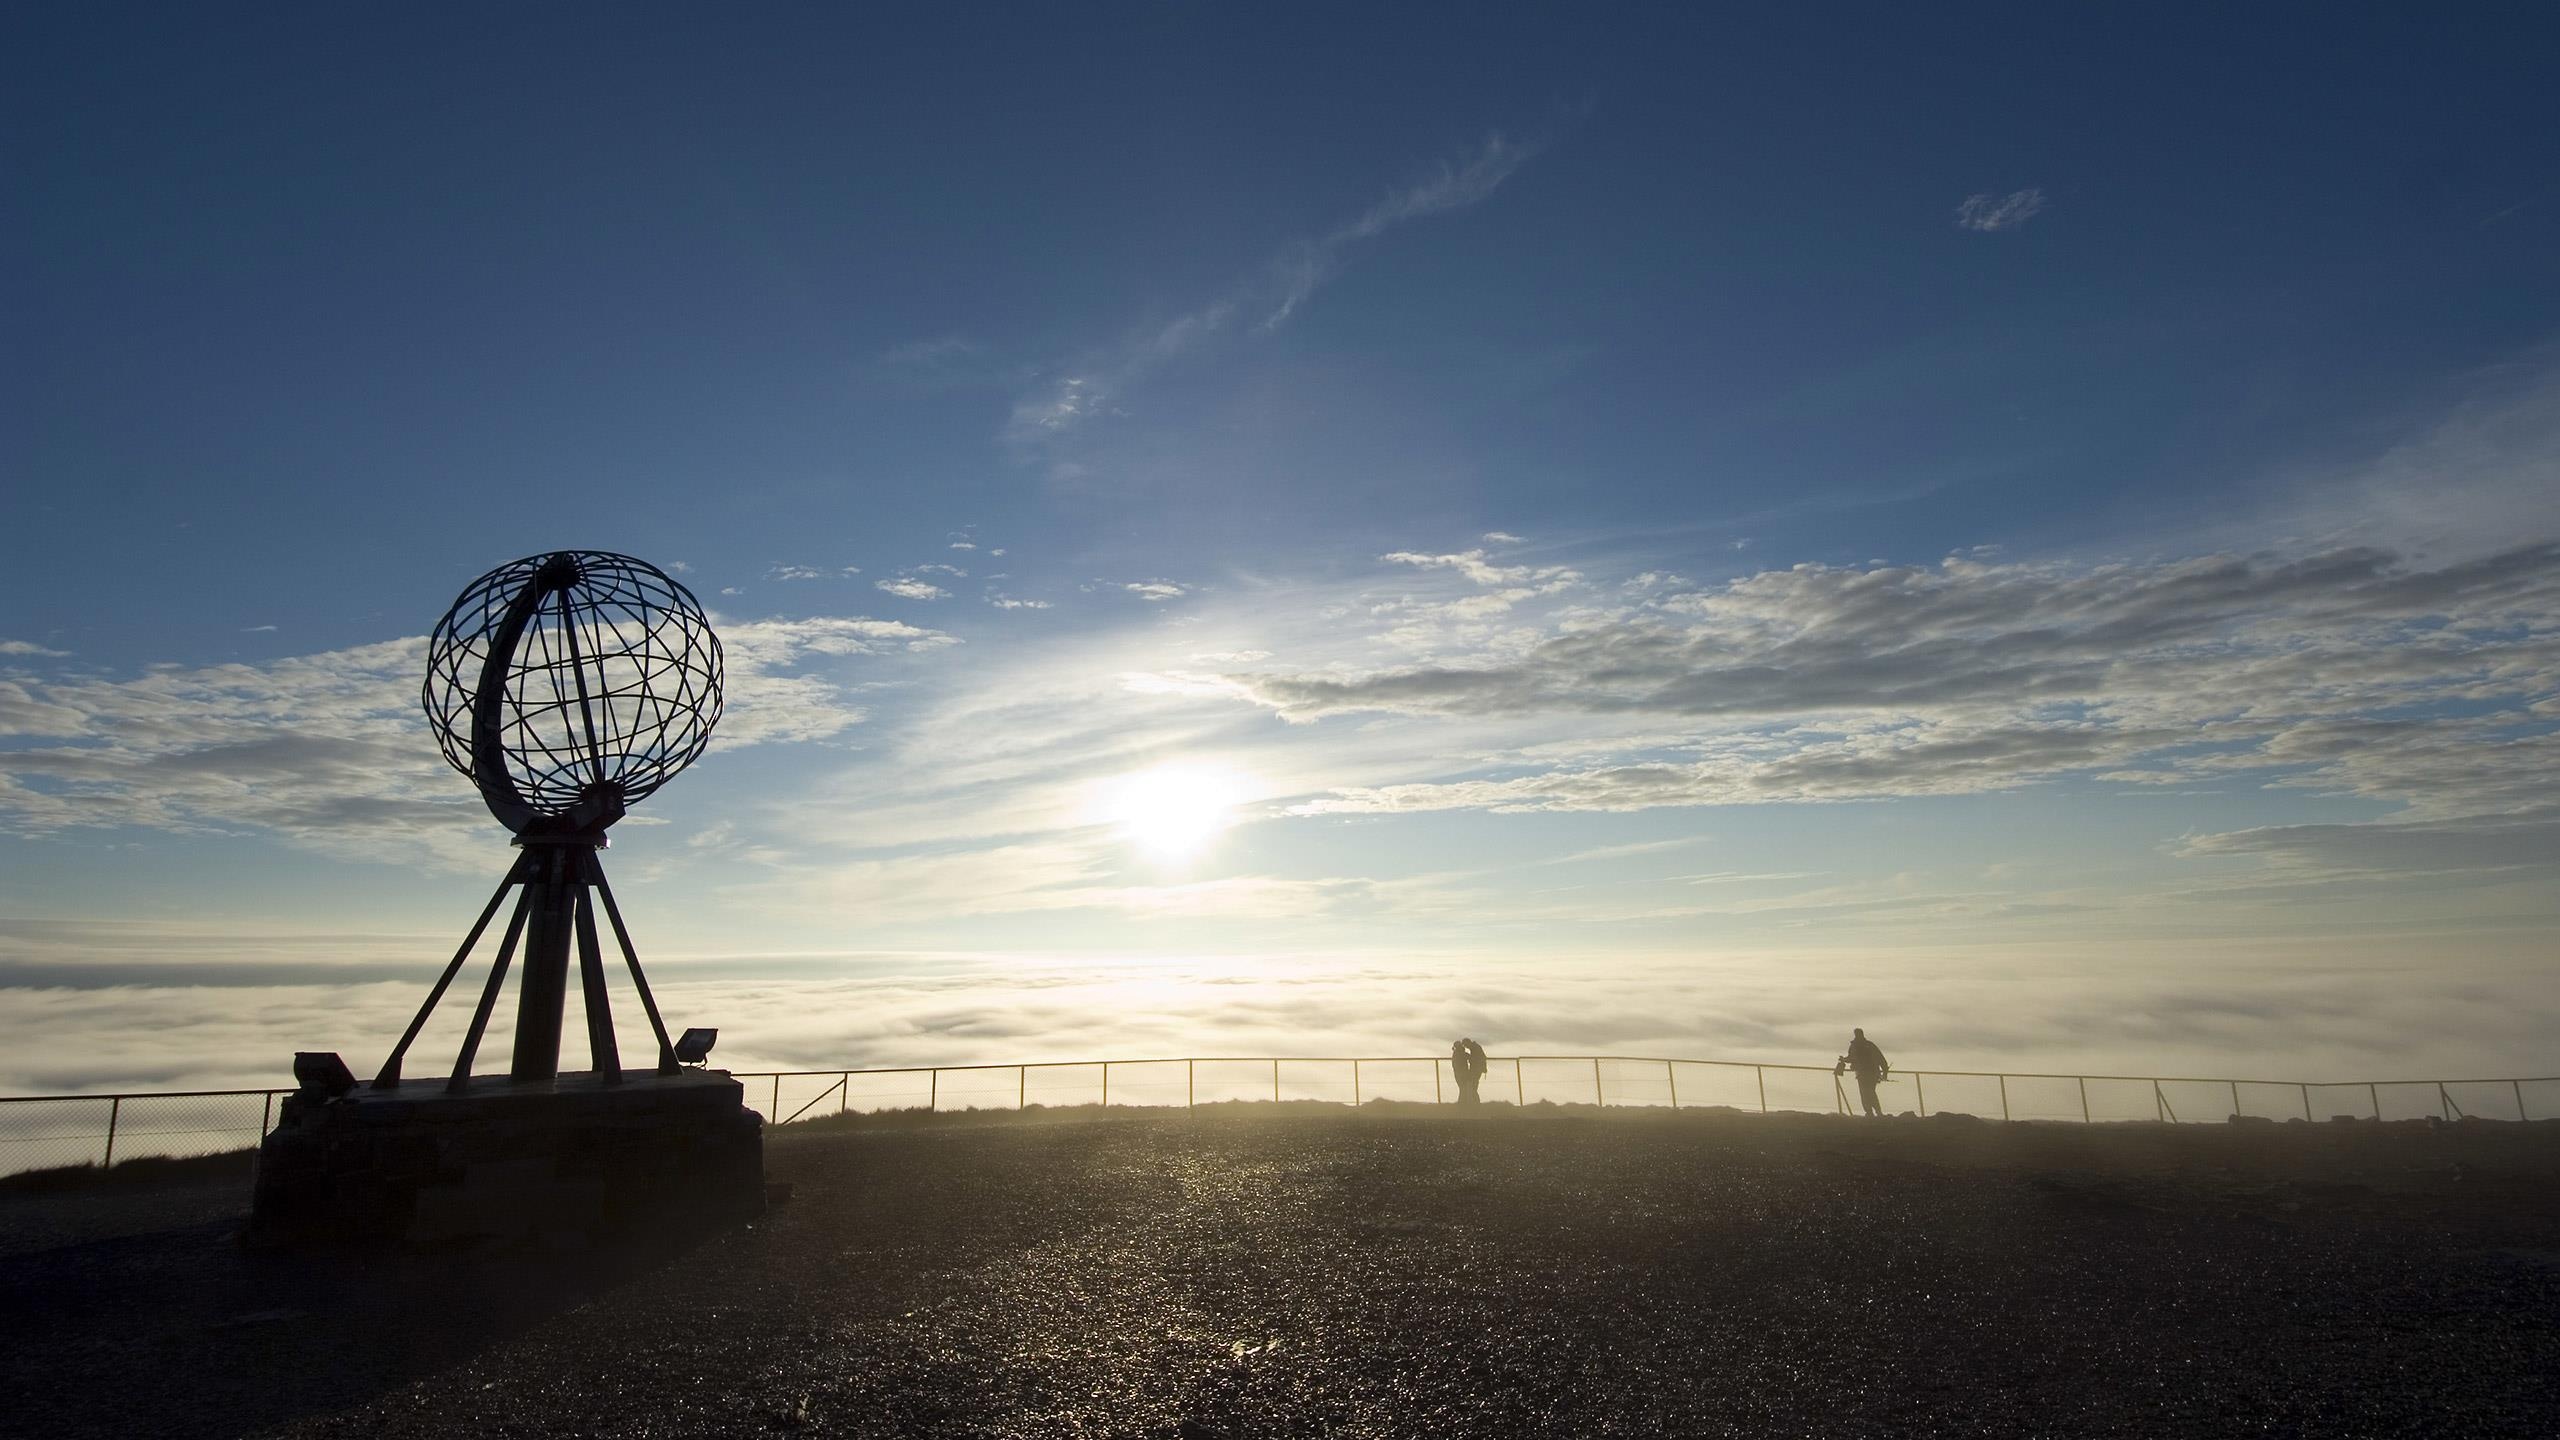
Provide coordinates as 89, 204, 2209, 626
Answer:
3, 1057, 2551, 1180
726, 1056, 2557, 1130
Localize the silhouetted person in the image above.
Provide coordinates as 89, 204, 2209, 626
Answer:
1451, 1037, 1489, 1106
1838, 1028, 1889, 1116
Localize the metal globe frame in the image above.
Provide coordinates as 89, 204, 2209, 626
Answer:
375, 551, 724, 1090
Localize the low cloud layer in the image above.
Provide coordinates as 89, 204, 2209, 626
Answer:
4, 945, 2548, 1110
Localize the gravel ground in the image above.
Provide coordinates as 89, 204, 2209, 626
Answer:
5, 1104, 2556, 1438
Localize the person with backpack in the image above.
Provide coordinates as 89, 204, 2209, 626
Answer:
1838, 1028, 1890, 1117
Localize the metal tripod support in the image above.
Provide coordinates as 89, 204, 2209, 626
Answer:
370, 834, 679, 1090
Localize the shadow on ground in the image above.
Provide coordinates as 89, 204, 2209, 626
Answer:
0, 1160, 721, 1440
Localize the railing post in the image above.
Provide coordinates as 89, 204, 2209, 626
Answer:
840, 1073, 849, 1115
1914, 1073, 1926, 1117
2230, 1080, 2241, 1119
2369, 1081, 2381, 1121
772, 1074, 781, 1120
1435, 1062, 1443, 1104
930, 1068, 939, 1112
261, 1090, 274, 1138
2154, 1081, 2166, 1123
1100, 1062, 1108, 1108
1756, 1065, 1767, 1113
103, 1096, 121, 1169
1188, 1059, 1196, 1109
1273, 1058, 1280, 1103
1667, 1061, 1679, 1110
1593, 1057, 1604, 1107
2078, 1076, 2089, 1124
2439, 1082, 2454, 1121
1020, 1065, 1028, 1110
1998, 1074, 2010, 1122
2299, 1083, 2312, 1122
1352, 1059, 1361, 1106
2517, 1079, 2528, 1122
1514, 1060, 1524, 1106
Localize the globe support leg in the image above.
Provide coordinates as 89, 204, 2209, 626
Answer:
372, 854, 529, 1089
362, 838, 675, 1091
574, 884, 622, 1081
590, 859, 680, 1073
448, 887, 533, 1089
508, 844, 583, 1083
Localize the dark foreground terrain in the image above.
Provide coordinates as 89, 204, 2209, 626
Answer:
4, 1104, 2556, 1438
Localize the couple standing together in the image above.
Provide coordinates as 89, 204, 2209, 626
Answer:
1449, 1036, 1490, 1105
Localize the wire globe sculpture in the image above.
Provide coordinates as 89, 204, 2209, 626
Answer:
422, 551, 722, 834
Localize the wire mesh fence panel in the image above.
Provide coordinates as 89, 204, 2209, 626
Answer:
1904, 1072, 1996, 1119
0, 1097, 119, 1178
2298, 1082, 2372, 1122
1667, 1062, 1763, 1112
2371, 1080, 2443, 1122
1022, 1063, 1106, 1108
100, 1092, 272, 1163
2520, 1079, 2560, 1123
2232, 1080, 2304, 1121
1100, 1061, 1187, 1108
2444, 1080, 2529, 1122
754, 1073, 844, 1125
2155, 1079, 2236, 1124
1274, 1060, 1355, 1106
1353, 1059, 1442, 1104
1594, 1059, 1673, 1109
741, 1072, 840, 1121
2075, 1078, 2156, 1123
927, 1068, 1026, 1111
1188, 1060, 1283, 1106
1747, 1066, 1837, 1115
1514, 1058, 1596, 1107
1996, 1075, 2086, 1122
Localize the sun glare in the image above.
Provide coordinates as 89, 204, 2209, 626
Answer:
1100, 762, 1251, 862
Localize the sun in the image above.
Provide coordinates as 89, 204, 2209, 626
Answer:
1099, 762, 1251, 862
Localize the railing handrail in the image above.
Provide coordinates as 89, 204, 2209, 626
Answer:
5, 1057, 2556, 1106
4, 1056, 2548, 1179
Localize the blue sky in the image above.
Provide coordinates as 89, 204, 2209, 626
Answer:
4, 6, 2556, 1093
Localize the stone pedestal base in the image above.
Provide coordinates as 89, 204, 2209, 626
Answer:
249, 1068, 763, 1249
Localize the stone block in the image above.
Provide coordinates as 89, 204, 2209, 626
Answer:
249, 1068, 764, 1249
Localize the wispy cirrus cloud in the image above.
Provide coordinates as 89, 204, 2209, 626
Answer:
1256, 132, 1543, 330
876, 577, 950, 601
1955, 188, 2047, 232
1208, 536, 2560, 891
1006, 131, 1546, 452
